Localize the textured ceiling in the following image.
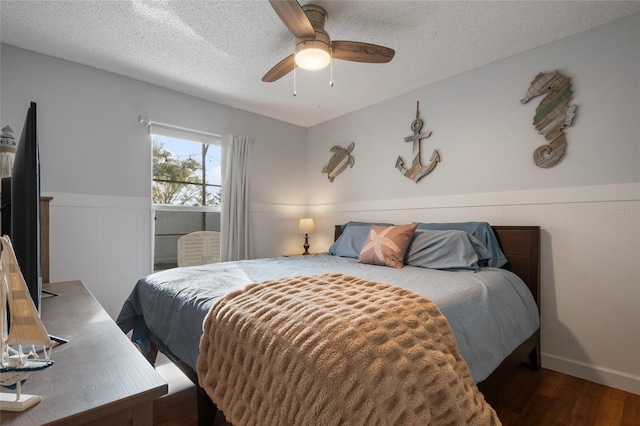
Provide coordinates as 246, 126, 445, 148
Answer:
2, 1, 639, 128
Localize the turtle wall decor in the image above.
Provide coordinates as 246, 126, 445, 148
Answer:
321, 142, 355, 182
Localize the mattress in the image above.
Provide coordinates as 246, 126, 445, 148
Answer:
117, 253, 539, 383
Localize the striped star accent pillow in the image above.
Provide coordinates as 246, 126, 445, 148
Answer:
358, 223, 417, 268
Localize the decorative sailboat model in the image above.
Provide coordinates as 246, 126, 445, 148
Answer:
0, 236, 54, 411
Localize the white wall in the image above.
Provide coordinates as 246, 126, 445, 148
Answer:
0, 44, 308, 318
305, 14, 640, 394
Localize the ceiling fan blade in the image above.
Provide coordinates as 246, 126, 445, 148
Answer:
331, 41, 395, 63
262, 54, 296, 82
269, 0, 315, 39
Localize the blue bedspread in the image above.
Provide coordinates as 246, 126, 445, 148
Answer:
116, 254, 539, 383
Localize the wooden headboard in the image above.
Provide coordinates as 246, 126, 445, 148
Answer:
334, 225, 540, 307
491, 226, 540, 307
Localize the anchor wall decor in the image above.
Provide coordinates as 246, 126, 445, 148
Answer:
396, 101, 440, 182
521, 70, 577, 168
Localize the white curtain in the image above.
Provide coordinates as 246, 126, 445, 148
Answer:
221, 135, 252, 261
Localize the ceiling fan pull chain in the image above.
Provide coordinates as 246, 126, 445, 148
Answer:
329, 48, 334, 87
293, 66, 297, 97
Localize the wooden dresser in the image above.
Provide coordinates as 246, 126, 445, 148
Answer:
2, 281, 167, 425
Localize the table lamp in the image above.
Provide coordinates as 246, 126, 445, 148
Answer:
298, 218, 316, 255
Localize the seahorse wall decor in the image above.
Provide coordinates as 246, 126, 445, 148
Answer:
321, 142, 355, 182
396, 101, 440, 182
521, 70, 577, 168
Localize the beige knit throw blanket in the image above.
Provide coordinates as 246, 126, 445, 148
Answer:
197, 273, 501, 426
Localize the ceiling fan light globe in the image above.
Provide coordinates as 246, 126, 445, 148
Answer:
294, 41, 331, 70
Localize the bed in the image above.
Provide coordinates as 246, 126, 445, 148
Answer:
117, 222, 541, 425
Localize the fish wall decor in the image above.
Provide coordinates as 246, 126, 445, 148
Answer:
321, 142, 355, 182
521, 70, 577, 168
396, 101, 440, 182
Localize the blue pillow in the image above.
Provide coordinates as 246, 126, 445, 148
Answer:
415, 222, 508, 267
406, 230, 489, 270
467, 234, 493, 263
341, 221, 393, 231
328, 226, 373, 258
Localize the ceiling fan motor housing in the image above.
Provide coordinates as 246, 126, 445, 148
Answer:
294, 5, 331, 70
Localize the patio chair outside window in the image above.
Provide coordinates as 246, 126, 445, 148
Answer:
177, 231, 221, 267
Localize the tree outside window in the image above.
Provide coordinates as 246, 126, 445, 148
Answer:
152, 135, 221, 207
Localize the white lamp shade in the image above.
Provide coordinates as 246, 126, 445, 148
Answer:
298, 218, 316, 234
294, 40, 331, 70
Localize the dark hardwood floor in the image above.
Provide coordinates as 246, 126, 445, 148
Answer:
488, 366, 640, 425
153, 355, 640, 425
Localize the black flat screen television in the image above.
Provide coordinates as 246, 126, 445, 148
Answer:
1, 101, 42, 312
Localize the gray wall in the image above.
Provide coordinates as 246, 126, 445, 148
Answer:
0, 44, 308, 319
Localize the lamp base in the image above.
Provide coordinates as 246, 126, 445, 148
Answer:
303, 234, 310, 255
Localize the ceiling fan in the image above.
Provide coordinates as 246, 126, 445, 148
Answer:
262, 0, 395, 82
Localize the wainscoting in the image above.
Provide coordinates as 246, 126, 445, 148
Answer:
46, 192, 153, 319
46, 183, 640, 395
303, 183, 640, 395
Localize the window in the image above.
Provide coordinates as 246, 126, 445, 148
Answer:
152, 134, 221, 207
150, 128, 222, 271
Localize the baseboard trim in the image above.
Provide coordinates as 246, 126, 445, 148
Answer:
542, 352, 640, 395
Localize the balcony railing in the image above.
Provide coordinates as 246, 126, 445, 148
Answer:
153, 208, 221, 271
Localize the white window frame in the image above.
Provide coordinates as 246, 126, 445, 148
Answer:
147, 121, 222, 270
